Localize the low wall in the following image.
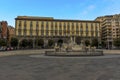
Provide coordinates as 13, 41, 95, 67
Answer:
45, 50, 103, 56
103, 50, 120, 54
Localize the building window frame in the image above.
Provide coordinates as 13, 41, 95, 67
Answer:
72, 22, 74, 30
80, 23, 83, 32
30, 21, 33, 36
95, 23, 98, 37
36, 21, 39, 35
24, 20, 27, 28
76, 23, 79, 31
59, 22, 62, 30
41, 21, 44, 31
86, 22, 88, 31
18, 29, 21, 36
46, 21, 49, 30
51, 22, 53, 30
19, 21, 21, 27
55, 22, 57, 30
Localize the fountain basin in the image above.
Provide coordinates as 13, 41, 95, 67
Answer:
45, 50, 103, 56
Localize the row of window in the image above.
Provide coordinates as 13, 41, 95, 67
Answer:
18, 21, 98, 29
18, 33, 98, 37
18, 23, 98, 34
19, 26, 98, 31
19, 29, 98, 34
18, 31, 98, 36
18, 29, 98, 31
18, 29, 99, 34
18, 30, 98, 32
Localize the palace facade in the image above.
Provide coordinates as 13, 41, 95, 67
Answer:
15, 16, 100, 47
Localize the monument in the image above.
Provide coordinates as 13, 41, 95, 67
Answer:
45, 36, 103, 56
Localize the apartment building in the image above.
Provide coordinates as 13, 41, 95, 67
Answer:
96, 14, 120, 48
0, 21, 8, 40
7, 26, 15, 44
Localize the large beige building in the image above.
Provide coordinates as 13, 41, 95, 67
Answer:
96, 14, 120, 48
15, 16, 100, 47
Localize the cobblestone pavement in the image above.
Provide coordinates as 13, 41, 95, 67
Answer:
0, 53, 120, 80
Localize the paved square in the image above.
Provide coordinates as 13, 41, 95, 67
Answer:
0, 51, 120, 80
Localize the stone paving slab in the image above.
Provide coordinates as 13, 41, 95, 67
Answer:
0, 54, 120, 80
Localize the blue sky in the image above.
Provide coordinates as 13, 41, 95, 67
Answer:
0, 0, 120, 27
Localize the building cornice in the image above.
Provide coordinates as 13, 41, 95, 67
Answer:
15, 16, 100, 23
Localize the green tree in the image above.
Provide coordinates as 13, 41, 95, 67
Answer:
37, 39, 44, 47
85, 40, 90, 46
91, 38, 98, 47
75, 37, 81, 44
28, 39, 33, 48
58, 39, 63, 47
20, 39, 28, 48
10, 37, 18, 47
101, 41, 106, 48
48, 39, 54, 47
113, 38, 120, 48
0, 39, 7, 46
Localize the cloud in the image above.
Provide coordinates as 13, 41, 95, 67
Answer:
88, 5, 95, 10
82, 5, 95, 15
73, 4, 96, 20
101, 1, 120, 15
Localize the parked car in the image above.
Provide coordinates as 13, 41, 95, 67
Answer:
0, 47, 7, 51
0, 46, 14, 51
6, 47, 14, 51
